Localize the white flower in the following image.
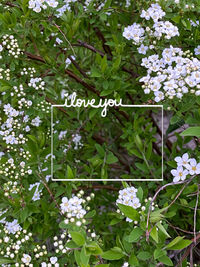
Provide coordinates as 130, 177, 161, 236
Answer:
65, 56, 75, 68
50, 257, 58, 264
56, 37, 63, 45
154, 91, 164, 102
21, 254, 31, 264
116, 187, 141, 222
171, 166, 188, 182
31, 116, 42, 127
5, 219, 22, 234
187, 158, 200, 175
138, 44, 148, 55
175, 153, 190, 168
194, 45, 200, 55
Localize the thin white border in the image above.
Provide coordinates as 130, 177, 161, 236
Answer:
51, 104, 163, 181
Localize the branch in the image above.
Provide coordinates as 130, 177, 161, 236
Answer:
146, 175, 197, 242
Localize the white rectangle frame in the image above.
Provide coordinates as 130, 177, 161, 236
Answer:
51, 104, 164, 181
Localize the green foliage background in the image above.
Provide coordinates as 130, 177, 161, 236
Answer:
0, 0, 200, 266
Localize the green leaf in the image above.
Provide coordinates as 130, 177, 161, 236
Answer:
136, 187, 143, 202
0, 258, 15, 264
84, 210, 96, 219
118, 203, 140, 221
135, 134, 143, 151
157, 222, 171, 238
106, 152, 118, 164
91, 68, 102, 77
74, 250, 81, 266
154, 249, 165, 260
109, 217, 122, 225
166, 239, 192, 250
128, 227, 144, 243
150, 209, 165, 223
180, 127, 200, 138
129, 252, 139, 266
85, 242, 103, 255
159, 255, 173, 266
80, 246, 90, 265
165, 236, 184, 249
102, 247, 124, 260
137, 251, 152, 260
150, 225, 159, 243
69, 231, 85, 246
95, 144, 105, 157
67, 165, 74, 179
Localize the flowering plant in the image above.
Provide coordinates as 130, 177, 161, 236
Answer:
0, 0, 200, 266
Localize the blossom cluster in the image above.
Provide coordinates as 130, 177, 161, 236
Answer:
116, 186, 141, 222
28, 0, 58, 13
0, 35, 50, 200
61, 191, 94, 226
171, 153, 200, 182
123, 3, 179, 54
0, 221, 33, 264
0, 215, 67, 266
1, 34, 21, 58
139, 46, 200, 102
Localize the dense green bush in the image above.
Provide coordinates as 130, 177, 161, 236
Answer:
0, 0, 200, 266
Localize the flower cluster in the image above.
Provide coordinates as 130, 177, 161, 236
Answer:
36, 100, 51, 114
123, 23, 145, 45
53, 232, 70, 255
116, 186, 141, 222
20, 67, 36, 77
123, 3, 179, 54
0, 223, 33, 264
28, 77, 45, 90
0, 68, 10, 80
139, 46, 200, 102
171, 153, 200, 182
55, 0, 77, 17
28, 0, 58, 13
140, 3, 166, 22
61, 191, 94, 226
1, 34, 21, 58
72, 133, 83, 150
195, 45, 200, 56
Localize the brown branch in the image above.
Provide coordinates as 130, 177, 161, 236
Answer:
73, 39, 139, 78
94, 27, 112, 56
68, 55, 89, 78
25, 51, 129, 123
37, 172, 62, 215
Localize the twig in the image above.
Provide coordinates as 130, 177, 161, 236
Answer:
146, 175, 197, 242
175, 235, 200, 267
194, 183, 199, 244
54, 23, 76, 56
190, 247, 193, 267
37, 172, 62, 215
73, 39, 139, 78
